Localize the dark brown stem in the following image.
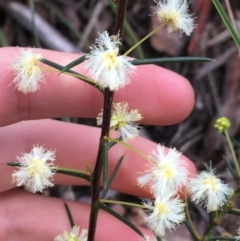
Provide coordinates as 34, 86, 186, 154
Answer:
114, 0, 127, 37
87, 1, 128, 241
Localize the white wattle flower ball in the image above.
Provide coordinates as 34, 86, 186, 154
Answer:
54, 226, 88, 241
84, 31, 136, 91
143, 194, 185, 236
97, 102, 143, 140
138, 145, 188, 196
153, 0, 195, 35
12, 145, 57, 193
10, 48, 44, 94
188, 166, 234, 213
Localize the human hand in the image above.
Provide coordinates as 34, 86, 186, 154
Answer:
0, 47, 196, 241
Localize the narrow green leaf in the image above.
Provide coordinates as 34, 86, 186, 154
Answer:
230, 136, 240, 148
205, 228, 215, 241
130, 57, 213, 66
227, 134, 240, 148
210, 237, 240, 240
98, 203, 145, 238
212, 0, 240, 49
108, 141, 118, 149
56, 167, 91, 182
7, 162, 91, 182
228, 208, 240, 215
103, 142, 108, 189
156, 236, 162, 241
101, 155, 124, 199
184, 219, 200, 241
61, 117, 71, 123
42, 58, 84, 77
42, 58, 101, 90
64, 202, 75, 227
0, 27, 8, 46
223, 156, 238, 181
234, 187, 240, 197
61, 55, 86, 73
7, 162, 21, 167
108, 137, 121, 150
29, 0, 40, 47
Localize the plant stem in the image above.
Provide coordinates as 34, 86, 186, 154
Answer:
113, 0, 128, 38
184, 189, 201, 241
87, 91, 114, 241
224, 130, 240, 175
87, 1, 128, 240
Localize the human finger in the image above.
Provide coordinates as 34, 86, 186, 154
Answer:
0, 47, 194, 127
0, 119, 196, 197
0, 189, 152, 241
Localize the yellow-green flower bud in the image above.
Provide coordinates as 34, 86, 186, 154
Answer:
214, 117, 231, 133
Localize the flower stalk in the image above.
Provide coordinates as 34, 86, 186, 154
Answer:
184, 189, 201, 241
123, 22, 167, 56
100, 199, 144, 209
224, 129, 240, 176
106, 137, 154, 164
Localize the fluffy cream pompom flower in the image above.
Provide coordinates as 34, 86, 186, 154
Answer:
153, 0, 195, 35
54, 226, 88, 241
12, 145, 56, 193
188, 166, 233, 213
138, 145, 188, 196
10, 48, 44, 94
84, 31, 136, 91
97, 102, 142, 140
143, 195, 185, 236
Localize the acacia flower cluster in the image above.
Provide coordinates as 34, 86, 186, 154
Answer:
10, 48, 44, 94
153, 0, 195, 35
143, 195, 185, 237
138, 144, 234, 238
138, 145, 187, 237
84, 31, 136, 91
138, 145, 188, 195
97, 102, 142, 140
12, 145, 57, 193
54, 226, 88, 241
188, 166, 233, 213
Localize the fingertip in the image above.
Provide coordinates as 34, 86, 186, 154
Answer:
116, 64, 195, 125
167, 73, 195, 124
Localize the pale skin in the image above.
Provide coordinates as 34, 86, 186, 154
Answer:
0, 47, 196, 241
